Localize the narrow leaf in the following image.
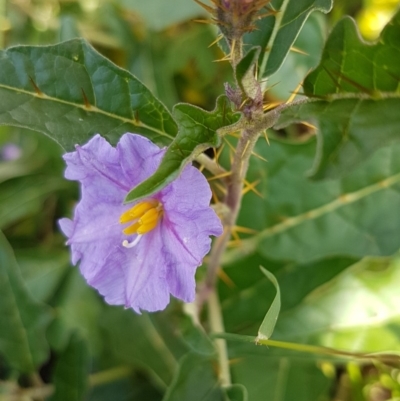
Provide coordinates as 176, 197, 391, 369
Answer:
0, 231, 52, 372
247, 0, 333, 78
0, 39, 177, 151
125, 96, 240, 203
235, 47, 260, 98
256, 267, 281, 341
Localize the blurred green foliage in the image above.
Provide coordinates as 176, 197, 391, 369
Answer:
0, 0, 400, 400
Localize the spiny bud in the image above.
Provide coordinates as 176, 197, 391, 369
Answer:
196, 0, 273, 42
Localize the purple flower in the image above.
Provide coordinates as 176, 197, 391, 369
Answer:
59, 134, 222, 313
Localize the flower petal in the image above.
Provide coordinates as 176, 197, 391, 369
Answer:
117, 134, 165, 187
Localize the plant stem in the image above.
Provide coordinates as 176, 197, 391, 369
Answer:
207, 290, 231, 387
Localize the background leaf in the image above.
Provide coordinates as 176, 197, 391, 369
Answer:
274, 257, 400, 352
49, 332, 89, 401
0, 39, 177, 151
162, 353, 224, 401
117, 0, 205, 31
0, 231, 52, 372
223, 138, 400, 265
245, 0, 332, 78
278, 11, 400, 178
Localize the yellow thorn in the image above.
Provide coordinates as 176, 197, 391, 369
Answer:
211, 189, 219, 204
251, 150, 268, 162
223, 137, 236, 153
213, 55, 232, 63
227, 239, 242, 248
217, 268, 236, 289
234, 225, 259, 234
241, 140, 250, 157
193, 19, 216, 24
290, 46, 309, 56
193, 0, 215, 13
207, 171, 232, 182
208, 34, 224, 48
214, 182, 227, 195
286, 81, 303, 104
242, 179, 263, 198
301, 121, 317, 130
263, 130, 270, 145
263, 101, 282, 111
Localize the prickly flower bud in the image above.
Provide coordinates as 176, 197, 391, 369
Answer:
214, 0, 272, 42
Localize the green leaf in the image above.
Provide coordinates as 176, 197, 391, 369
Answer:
223, 138, 400, 264
0, 231, 52, 372
229, 347, 332, 401
0, 175, 66, 229
118, 0, 206, 31
0, 39, 177, 151
277, 98, 400, 179
246, 0, 332, 78
46, 268, 104, 355
256, 267, 281, 341
180, 314, 216, 356
162, 353, 224, 401
221, 251, 355, 335
224, 384, 248, 401
274, 257, 400, 352
235, 47, 260, 98
267, 12, 327, 100
102, 306, 187, 389
279, 11, 400, 178
50, 332, 89, 401
16, 247, 70, 303
125, 96, 240, 203
304, 12, 400, 96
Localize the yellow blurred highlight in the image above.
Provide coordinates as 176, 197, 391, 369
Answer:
357, 0, 399, 39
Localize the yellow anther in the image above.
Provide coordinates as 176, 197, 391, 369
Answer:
137, 219, 159, 235
122, 222, 141, 235
119, 201, 155, 224
139, 208, 159, 225
119, 199, 163, 241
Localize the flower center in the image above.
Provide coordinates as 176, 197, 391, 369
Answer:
119, 200, 163, 248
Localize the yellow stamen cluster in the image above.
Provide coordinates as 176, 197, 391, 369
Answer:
120, 200, 163, 236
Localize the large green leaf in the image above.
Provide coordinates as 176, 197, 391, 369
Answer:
16, 247, 70, 303
0, 175, 66, 229
221, 253, 356, 335
162, 353, 224, 401
0, 231, 52, 372
246, 0, 332, 78
223, 138, 400, 265
125, 96, 240, 203
274, 257, 400, 352
304, 12, 400, 96
46, 268, 104, 356
0, 39, 177, 151
278, 11, 400, 178
49, 332, 89, 401
101, 306, 188, 389
228, 346, 332, 401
